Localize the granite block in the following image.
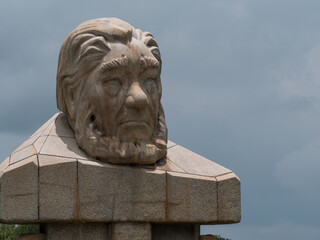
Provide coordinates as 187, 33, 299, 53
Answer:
39, 155, 77, 220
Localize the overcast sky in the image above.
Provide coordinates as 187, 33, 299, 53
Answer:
1, 1, 320, 239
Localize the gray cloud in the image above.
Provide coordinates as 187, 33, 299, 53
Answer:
275, 140, 320, 189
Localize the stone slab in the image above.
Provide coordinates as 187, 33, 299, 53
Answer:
167, 145, 231, 177
78, 160, 166, 222
49, 113, 74, 137
40, 136, 86, 159
0, 155, 38, 222
217, 173, 241, 223
152, 224, 200, 240
33, 136, 47, 152
156, 158, 186, 173
39, 155, 77, 221
10, 145, 37, 165
40, 120, 55, 137
112, 222, 151, 240
0, 157, 10, 220
46, 223, 109, 240
167, 172, 218, 222
0, 157, 10, 173
167, 140, 177, 149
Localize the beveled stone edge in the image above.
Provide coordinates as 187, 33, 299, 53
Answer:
165, 171, 218, 223
216, 172, 241, 224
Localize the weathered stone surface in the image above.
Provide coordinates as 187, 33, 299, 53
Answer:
18, 233, 45, 240
217, 173, 241, 223
46, 223, 109, 240
152, 224, 200, 240
78, 160, 166, 222
10, 145, 37, 165
167, 140, 177, 149
40, 121, 55, 137
40, 136, 86, 159
12, 133, 40, 154
0, 157, 10, 173
156, 158, 186, 173
168, 145, 231, 177
167, 172, 218, 222
33, 136, 47, 152
49, 113, 74, 137
0, 156, 38, 222
112, 222, 151, 240
0, 157, 10, 220
39, 155, 77, 220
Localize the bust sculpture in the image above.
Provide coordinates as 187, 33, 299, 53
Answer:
56, 18, 167, 165
0, 17, 240, 240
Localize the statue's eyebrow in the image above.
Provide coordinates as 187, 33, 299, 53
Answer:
140, 57, 160, 70
99, 56, 128, 71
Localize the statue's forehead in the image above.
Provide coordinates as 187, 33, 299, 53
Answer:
103, 39, 154, 61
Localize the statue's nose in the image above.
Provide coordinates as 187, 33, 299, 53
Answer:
126, 82, 149, 109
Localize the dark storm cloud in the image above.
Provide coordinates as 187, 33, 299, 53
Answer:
1, 0, 320, 239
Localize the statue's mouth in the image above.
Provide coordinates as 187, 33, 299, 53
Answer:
118, 120, 151, 142
120, 120, 149, 128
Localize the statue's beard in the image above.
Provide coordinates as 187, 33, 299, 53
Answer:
70, 103, 167, 165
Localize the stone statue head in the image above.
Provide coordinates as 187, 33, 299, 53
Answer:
56, 18, 167, 164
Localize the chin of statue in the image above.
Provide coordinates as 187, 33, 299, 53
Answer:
72, 116, 167, 165
80, 137, 166, 165
76, 134, 166, 165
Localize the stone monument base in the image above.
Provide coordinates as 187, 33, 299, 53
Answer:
1, 114, 241, 239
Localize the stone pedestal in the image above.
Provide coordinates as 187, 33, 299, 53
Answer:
111, 223, 151, 240
0, 113, 241, 239
45, 223, 109, 240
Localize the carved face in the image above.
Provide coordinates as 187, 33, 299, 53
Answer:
86, 39, 161, 144
57, 18, 167, 164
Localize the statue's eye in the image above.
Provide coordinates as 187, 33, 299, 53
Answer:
144, 78, 156, 93
102, 78, 122, 96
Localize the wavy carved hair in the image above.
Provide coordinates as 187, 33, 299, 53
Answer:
57, 18, 162, 117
